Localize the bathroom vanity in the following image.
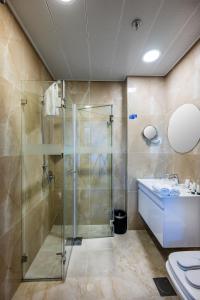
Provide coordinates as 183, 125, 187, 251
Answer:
138, 179, 200, 248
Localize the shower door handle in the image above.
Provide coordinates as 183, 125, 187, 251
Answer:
56, 251, 66, 265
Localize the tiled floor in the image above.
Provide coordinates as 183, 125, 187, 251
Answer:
13, 230, 179, 300
24, 225, 111, 279
24, 227, 63, 279
76, 224, 112, 239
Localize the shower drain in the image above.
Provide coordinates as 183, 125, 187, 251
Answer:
153, 277, 177, 297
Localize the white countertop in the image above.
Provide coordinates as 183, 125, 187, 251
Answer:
137, 178, 200, 198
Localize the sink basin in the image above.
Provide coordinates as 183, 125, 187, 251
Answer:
137, 179, 195, 198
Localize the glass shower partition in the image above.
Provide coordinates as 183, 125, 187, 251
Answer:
63, 89, 75, 276
76, 105, 113, 238
21, 80, 73, 281
21, 80, 113, 281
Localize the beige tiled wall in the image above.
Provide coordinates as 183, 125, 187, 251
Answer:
127, 40, 200, 229
0, 4, 51, 299
165, 40, 200, 183
127, 77, 172, 229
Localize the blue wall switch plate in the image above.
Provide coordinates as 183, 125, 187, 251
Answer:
129, 114, 137, 120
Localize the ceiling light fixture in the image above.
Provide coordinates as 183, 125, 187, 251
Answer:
142, 49, 160, 63
60, 0, 74, 3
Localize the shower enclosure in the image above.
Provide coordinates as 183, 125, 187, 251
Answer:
21, 80, 113, 281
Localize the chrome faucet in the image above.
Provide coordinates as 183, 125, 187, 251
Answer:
168, 173, 179, 184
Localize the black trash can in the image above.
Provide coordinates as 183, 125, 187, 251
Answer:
114, 209, 127, 234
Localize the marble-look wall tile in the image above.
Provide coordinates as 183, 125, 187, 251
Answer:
127, 77, 167, 229
0, 221, 21, 300
112, 119, 127, 154
90, 190, 110, 225
127, 153, 173, 192
67, 81, 90, 106
128, 114, 172, 155
0, 79, 21, 155
112, 153, 126, 190
90, 82, 123, 110
172, 154, 200, 183
0, 156, 21, 237
127, 40, 200, 229
0, 3, 52, 299
127, 77, 165, 116
77, 189, 90, 225
166, 41, 200, 185
166, 41, 200, 113
112, 189, 126, 211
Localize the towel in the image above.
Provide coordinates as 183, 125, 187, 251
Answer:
44, 82, 61, 116
152, 184, 180, 197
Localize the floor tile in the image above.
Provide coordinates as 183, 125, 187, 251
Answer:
12, 230, 180, 300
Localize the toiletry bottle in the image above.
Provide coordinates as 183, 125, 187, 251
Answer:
197, 184, 200, 195
191, 182, 196, 194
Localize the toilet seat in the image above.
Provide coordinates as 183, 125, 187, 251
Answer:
166, 251, 200, 300
186, 270, 200, 289
177, 253, 200, 271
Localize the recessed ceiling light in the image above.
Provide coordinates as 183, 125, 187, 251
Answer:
142, 49, 160, 63
60, 0, 74, 3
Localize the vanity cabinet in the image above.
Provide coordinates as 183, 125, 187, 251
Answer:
138, 179, 200, 248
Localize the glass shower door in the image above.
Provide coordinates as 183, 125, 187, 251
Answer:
21, 80, 64, 280
62, 97, 75, 277
76, 105, 113, 238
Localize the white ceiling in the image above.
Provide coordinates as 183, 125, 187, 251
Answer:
7, 0, 200, 81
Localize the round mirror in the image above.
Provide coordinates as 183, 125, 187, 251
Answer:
168, 104, 200, 153
143, 125, 157, 140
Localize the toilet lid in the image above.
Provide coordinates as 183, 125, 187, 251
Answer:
185, 270, 200, 289
177, 253, 200, 271
168, 252, 200, 300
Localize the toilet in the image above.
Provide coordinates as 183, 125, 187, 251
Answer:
166, 251, 200, 300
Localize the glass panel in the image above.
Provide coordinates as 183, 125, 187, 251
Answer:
21, 80, 64, 280
76, 105, 113, 238
63, 94, 74, 277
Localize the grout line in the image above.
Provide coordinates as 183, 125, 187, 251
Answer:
84, 0, 92, 80
109, 0, 126, 78
44, 0, 73, 79
153, 1, 200, 74
6, 0, 56, 79
128, 0, 165, 75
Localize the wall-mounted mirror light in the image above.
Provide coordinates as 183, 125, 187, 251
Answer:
142, 125, 160, 144
168, 104, 200, 153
